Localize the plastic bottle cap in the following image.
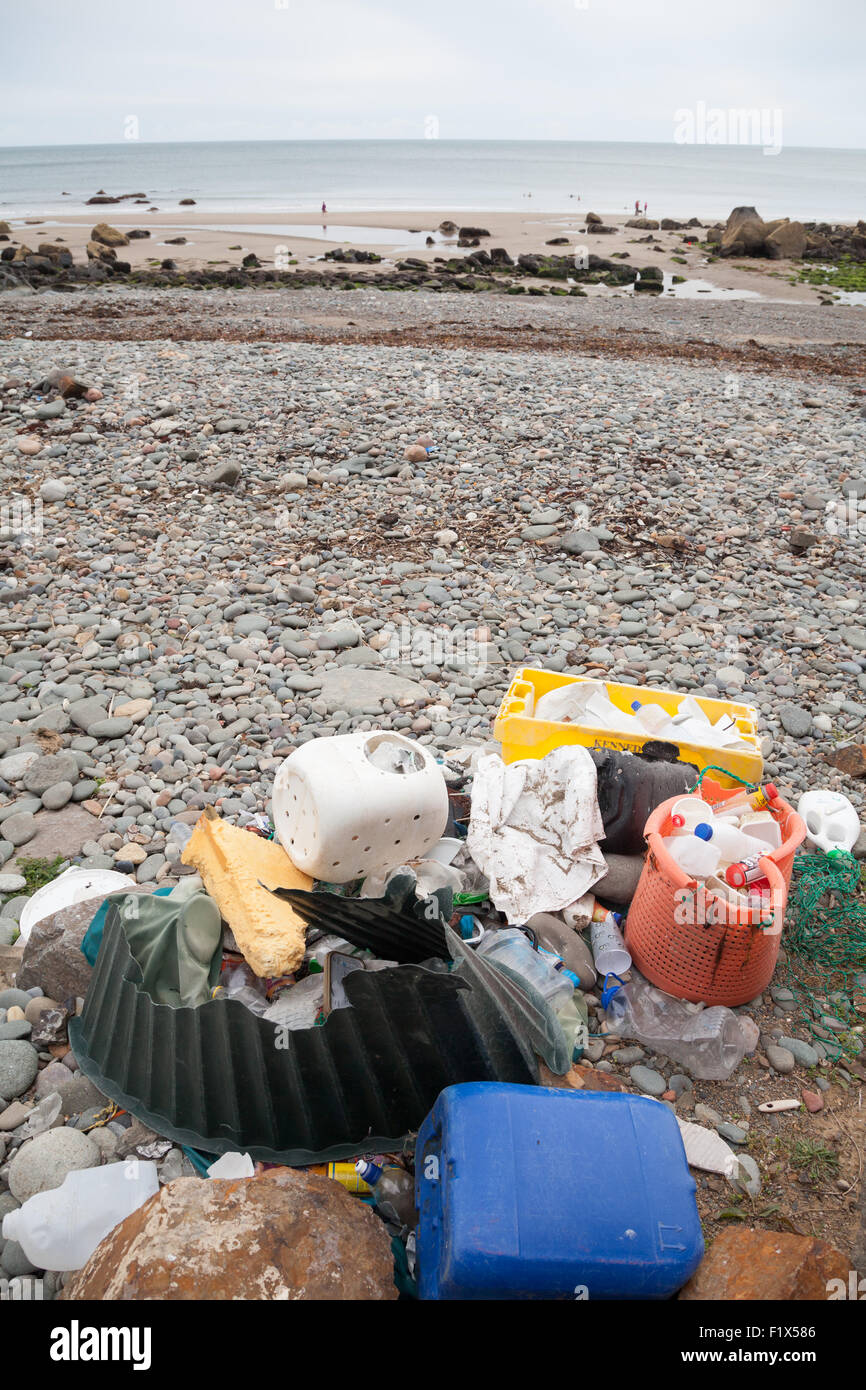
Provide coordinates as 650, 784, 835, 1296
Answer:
671, 814, 685, 828
694, 823, 714, 841
631, 700, 641, 711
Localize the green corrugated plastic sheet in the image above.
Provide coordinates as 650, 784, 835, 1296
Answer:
70, 907, 569, 1166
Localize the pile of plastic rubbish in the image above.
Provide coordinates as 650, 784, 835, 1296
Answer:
10, 666, 862, 1300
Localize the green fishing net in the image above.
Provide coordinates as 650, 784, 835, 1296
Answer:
783, 850, 866, 1063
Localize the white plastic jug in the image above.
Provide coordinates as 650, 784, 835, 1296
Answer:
272, 731, 449, 883
695, 819, 772, 862
663, 832, 720, 879
2, 1161, 159, 1271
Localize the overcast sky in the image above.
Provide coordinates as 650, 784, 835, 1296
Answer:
2, 0, 864, 148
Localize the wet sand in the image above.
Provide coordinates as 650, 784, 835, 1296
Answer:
6, 208, 828, 305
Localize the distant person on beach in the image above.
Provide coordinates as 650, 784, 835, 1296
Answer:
634, 199, 640, 214
643, 200, 647, 214
321, 201, 327, 216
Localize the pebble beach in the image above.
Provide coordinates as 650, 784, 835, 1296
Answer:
1, 283, 865, 865
1, 269, 865, 1290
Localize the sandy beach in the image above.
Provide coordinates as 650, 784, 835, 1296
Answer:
5, 206, 834, 304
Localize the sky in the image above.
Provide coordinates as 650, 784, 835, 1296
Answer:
1, 0, 865, 148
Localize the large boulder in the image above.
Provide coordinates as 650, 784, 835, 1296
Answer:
719, 205, 768, 257
679, 1227, 848, 1300
86, 240, 116, 263
725, 205, 762, 234
765, 220, 807, 259
90, 223, 129, 247
62, 1170, 398, 1300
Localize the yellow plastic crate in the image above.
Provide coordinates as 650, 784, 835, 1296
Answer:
493, 668, 763, 788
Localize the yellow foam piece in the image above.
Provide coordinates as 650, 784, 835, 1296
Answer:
181, 813, 312, 977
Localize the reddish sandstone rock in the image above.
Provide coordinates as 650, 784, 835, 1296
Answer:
62, 1170, 398, 1301
825, 744, 866, 778
801, 1089, 824, 1113
679, 1228, 848, 1300
538, 1062, 629, 1093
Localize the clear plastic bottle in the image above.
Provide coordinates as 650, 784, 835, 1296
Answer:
604, 974, 747, 1080
18, 1092, 62, 1140
476, 929, 574, 1011
662, 829, 720, 878
2, 1161, 159, 1272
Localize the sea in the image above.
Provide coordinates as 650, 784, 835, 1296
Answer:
1, 140, 864, 223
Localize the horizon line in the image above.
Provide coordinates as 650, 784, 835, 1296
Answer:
2, 136, 865, 154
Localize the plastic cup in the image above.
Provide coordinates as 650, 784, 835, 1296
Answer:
590, 914, 632, 976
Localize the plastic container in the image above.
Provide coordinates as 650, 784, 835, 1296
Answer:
702, 782, 779, 817
724, 855, 768, 889
662, 830, 720, 879
2, 1161, 159, 1272
493, 668, 762, 788
737, 811, 783, 850
626, 780, 805, 1006
415, 1083, 703, 1300
589, 910, 631, 976
272, 731, 449, 883
604, 973, 748, 1080
475, 929, 574, 1011
797, 788, 862, 854
372, 1168, 417, 1229
695, 820, 771, 862
669, 797, 706, 831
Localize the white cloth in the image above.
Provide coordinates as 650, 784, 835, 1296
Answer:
467, 746, 606, 923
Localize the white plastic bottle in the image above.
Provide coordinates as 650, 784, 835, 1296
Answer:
2, 1161, 159, 1272
695, 820, 771, 862
662, 828, 720, 879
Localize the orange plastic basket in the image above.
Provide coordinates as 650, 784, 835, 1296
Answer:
625, 784, 806, 1006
